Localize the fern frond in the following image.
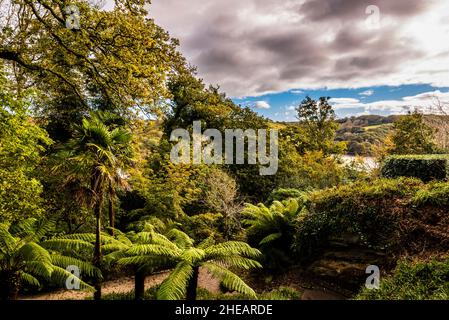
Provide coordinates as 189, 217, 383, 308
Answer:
50, 265, 95, 292
126, 244, 180, 257
50, 254, 101, 278
205, 241, 261, 259
259, 233, 282, 245
157, 261, 193, 300
19, 271, 40, 287
41, 239, 94, 252
212, 255, 262, 270
203, 262, 258, 298
180, 248, 205, 263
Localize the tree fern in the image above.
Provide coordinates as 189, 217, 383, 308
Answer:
241, 198, 300, 269
0, 220, 99, 300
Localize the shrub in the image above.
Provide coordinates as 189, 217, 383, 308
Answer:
293, 178, 427, 258
411, 181, 449, 207
381, 155, 449, 182
356, 259, 449, 300
267, 188, 305, 203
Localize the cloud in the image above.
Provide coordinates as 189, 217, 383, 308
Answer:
290, 89, 304, 94
359, 90, 374, 96
329, 90, 449, 116
329, 98, 361, 104
254, 101, 271, 109
149, 0, 449, 97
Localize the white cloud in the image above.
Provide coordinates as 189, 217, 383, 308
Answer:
290, 89, 304, 94
359, 90, 374, 96
329, 98, 360, 104
254, 101, 271, 109
330, 90, 449, 115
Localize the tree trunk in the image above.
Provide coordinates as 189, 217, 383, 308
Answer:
93, 202, 102, 301
0, 271, 19, 300
186, 266, 199, 301
108, 196, 115, 236
134, 268, 145, 301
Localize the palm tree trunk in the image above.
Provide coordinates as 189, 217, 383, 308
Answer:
134, 268, 145, 301
93, 202, 102, 301
108, 182, 115, 236
0, 271, 19, 300
108, 200, 115, 236
186, 266, 199, 301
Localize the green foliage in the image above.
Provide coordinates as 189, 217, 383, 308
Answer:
356, 259, 449, 300
267, 189, 306, 203
0, 219, 98, 299
389, 111, 439, 155
381, 155, 449, 182
411, 181, 449, 207
293, 178, 424, 257
336, 124, 392, 156
296, 97, 346, 155
153, 231, 262, 300
0, 0, 182, 122
0, 89, 51, 222
242, 199, 301, 269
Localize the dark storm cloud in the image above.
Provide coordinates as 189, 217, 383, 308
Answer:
149, 0, 448, 97
300, 0, 435, 22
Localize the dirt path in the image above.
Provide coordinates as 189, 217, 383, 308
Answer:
20, 268, 221, 300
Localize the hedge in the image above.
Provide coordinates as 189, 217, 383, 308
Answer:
381, 155, 449, 182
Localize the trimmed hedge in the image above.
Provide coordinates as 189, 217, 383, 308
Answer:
381, 155, 449, 182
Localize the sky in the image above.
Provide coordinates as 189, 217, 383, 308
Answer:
147, 0, 449, 120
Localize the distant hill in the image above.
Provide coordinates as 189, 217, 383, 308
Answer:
281, 114, 449, 156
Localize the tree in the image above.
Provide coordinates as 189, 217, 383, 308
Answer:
0, 82, 52, 222
0, 0, 183, 141
389, 111, 439, 155
54, 112, 133, 299
0, 218, 98, 300
241, 199, 301, 269
296, 97, 345, 155
114, 224, 262, 300
102, 219, 176, 301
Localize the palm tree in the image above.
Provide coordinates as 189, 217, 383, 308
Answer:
54, 112, 133, 299
0, 218, 99, 300
241, 199, 300, 269
116, 225, 262, 300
